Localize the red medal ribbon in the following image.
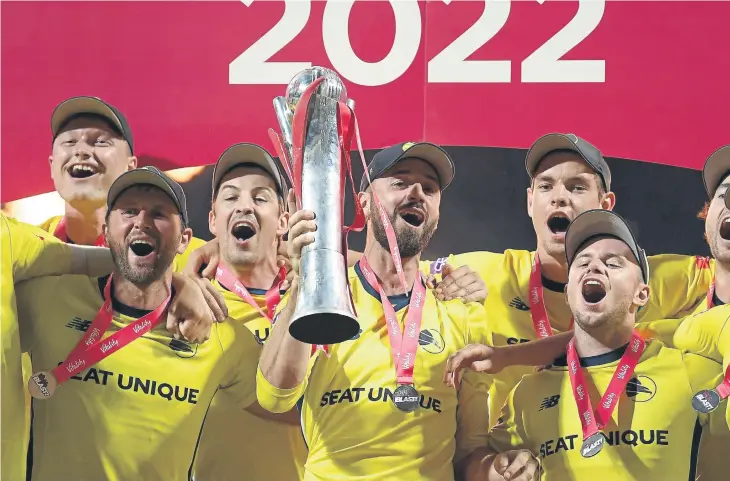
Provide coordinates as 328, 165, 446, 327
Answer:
215, 265, 286, 322
529, 254, 574, 339
567, 331, 645, 442
715, 366, 730, 400
53, 217, 106, 247
359, 257, 426, 386
707, 281, 716, 309
53, 275, 170, 385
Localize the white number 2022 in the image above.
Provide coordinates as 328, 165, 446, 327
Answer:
229, 0, 605, 86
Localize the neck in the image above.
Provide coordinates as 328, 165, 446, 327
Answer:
112, 272, 172, 310
64, 202, 106, 245
221, 255, 279, 290
362, 240, 420, 296
573, 316, 635, 357
537, 245, 568, 283
714, 260, 730, 303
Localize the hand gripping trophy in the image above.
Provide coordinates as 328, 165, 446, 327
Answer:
269, 67, 363, 346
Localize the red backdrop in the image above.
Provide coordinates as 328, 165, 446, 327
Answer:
3, 0, 729, 202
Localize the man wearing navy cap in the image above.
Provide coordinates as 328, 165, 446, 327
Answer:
460, 210, 726, 481
255, 140, 506, 481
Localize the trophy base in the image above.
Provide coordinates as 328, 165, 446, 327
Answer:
289, 310, 360, 345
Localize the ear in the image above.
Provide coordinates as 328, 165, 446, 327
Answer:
277, 207, 289, 237
601, 191, 616, 211
208, 207, 217, 238
48, 155, 54, 168
633, 282, 650, 308
526, 186, 534, 219
358, 191, 371, 219
563, 283, 570, 306
102, 222, 110, 247
177, 227, 193, 255
128, 156, 138, 171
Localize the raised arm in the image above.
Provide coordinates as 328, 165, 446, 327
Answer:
257, 190, 318, 413
445, 331, 572, 388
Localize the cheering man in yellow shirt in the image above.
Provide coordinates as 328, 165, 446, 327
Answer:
463, 209, 728, 481
256, 143, 536, 481
193, 143, 307, 481
16, 167, 264, 481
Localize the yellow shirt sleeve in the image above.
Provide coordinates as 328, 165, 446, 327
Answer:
454, 302, 492, 463
486, 381, 529, 453
172, 236, 207, 273
674, 305, 730, 367
5, 215, 73, 280
217, 320, 262, 409
642, 254, 713, 321
255, 289, 318, 413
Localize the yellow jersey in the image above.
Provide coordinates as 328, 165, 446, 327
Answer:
38, 215, 206, 272
194, 280, 307, 481
488, 340, 729, 481
257, 263, 492, 481
674, 303, 730, 371
0, 214, 74, 481
16, 273, 261, 481
422, 250, 714, 428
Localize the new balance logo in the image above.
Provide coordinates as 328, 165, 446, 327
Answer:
66, 317, 92, 332
169, 339, 194, 353
509, 297, 529, 311
539, 395, 560, 411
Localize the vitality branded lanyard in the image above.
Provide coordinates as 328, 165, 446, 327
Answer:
359, 257, 426, 412
28, 275, 170, 399
707, 281, 716, 309
215, 265, 286, 321
567, 331, 645, 458
53, 217, 106, 246
214, 265, 328, 353
529, 254, 574, 339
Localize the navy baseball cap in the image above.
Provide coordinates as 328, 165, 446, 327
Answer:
565, 209, 649, 283
107, 167, 189, 226
51, 96, 134, 154
525, 133, 611, 191
359, 142, 455, 192
702, 145, 730, 198
212, 143, 286, 199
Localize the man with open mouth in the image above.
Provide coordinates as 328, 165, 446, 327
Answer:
40, 96, 206, 269
428, 133, 715, 436
448, 143, 730, 479
15, 167, 267, 481
193, 143, 306, 481
460, 209, 727, 481
255, 144, 513, 481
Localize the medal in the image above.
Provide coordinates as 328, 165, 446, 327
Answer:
692, 389, 721, 414
567, 332, 645, 459
580, 432, 605, 458
393, 384, 420, 412
29, 275, 170, 400
693, 364, 730, 414
359, 257, 427, 414
28, 370, 57, 400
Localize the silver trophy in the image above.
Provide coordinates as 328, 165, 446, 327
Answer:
272, 67, 360, 345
